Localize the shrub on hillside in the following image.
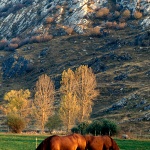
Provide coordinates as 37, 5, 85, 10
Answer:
0, 39, 8, 50
7, 114, 26, 133
8, 43, 18, 49
117, 22, 126, 29
11, 37, 20, 44
107, 13, 114, 21
112, 21, 118, 28
105, 21, 113, 28
95, 7, 109, 18
43, 35, 53, 41
105, 21, 117, 29
114, 11, 120, 18
45, 17, 54, 24
19, 37, 30, 47
134, 11, 142, 19
106, 21, 118, 29
64, 27, 74, 35
122, 9, 131, 19
90, 26, 102, 35
95, 10, 104, 18
30, 35, 53, 43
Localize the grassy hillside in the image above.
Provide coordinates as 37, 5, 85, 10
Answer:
0, 17, 150, 135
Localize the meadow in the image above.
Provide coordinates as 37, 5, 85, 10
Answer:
0, 133, 150, 150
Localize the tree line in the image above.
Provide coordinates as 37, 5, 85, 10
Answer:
0, 65, 118, 134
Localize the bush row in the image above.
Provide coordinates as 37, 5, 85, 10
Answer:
0, 35, 53, 51
71, 119, 119, 136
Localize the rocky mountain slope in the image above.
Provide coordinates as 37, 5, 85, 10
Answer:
0, 0, 150, 38
0, 0, 150, 136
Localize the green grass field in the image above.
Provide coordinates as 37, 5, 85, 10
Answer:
0, 133, 150, 150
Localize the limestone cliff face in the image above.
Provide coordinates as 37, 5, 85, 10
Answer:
0, 0, 150, 39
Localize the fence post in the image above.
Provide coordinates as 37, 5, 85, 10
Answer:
36, 137, 37, 149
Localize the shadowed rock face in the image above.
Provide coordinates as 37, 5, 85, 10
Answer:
0, 0, 149, 39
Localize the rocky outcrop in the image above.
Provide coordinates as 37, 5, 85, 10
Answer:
2, 54, 33, 79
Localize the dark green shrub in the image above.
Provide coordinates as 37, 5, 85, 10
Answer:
45, 114, 62, 134
71, 119, 119, 136
71, 127, 79, 133
77, 122, 89, 135
101, 119, 119, 136
7, 114, 26, 133
71, 122, 89, 135
86, 120, 102, 135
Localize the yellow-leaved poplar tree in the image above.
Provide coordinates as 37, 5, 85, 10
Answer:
75, 65, 99, 123
33, 74, 55, 132
2, 89, 31, 118
59, 68, 80, 132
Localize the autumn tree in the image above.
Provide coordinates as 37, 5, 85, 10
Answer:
1, 89, 31, 133
2, 89, 31, 118
75, 65, 99, 123
59, 66, 99, 131
33, 74, 55, 132
59, 69, 80, 132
